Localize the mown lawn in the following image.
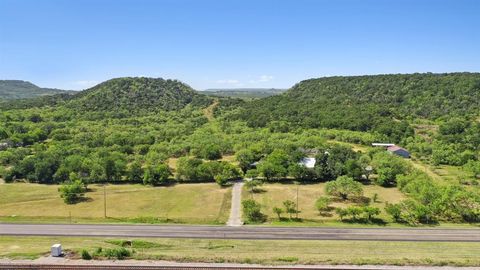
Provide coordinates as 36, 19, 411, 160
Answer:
245, 182, 405, 223
1, 236, 480, 266
0, 183, 231, 224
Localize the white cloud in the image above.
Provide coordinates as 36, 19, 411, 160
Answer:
258, 75, 274, 82
216, 79, 240, 84
247, 75, 275, 84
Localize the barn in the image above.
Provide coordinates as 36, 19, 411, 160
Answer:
387, 145, 410, 158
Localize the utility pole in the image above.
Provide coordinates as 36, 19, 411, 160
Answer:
103, 184, 107, 218
295, 181, 299, 219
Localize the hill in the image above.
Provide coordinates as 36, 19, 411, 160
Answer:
0, 80, 71, 100
202, 88, 286, 99
66, 77, 212, 113
231, 73, 480, 138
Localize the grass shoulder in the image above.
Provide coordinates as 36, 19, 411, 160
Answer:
1, 236, 480, 266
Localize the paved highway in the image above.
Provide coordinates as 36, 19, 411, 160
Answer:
1, 224, 480, 242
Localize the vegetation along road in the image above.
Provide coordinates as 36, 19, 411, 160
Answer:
1, 224, 480, 242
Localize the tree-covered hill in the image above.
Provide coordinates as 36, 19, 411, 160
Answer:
0, 80, 72, 100
231, 73, 480, 137
66, 77, 212, 113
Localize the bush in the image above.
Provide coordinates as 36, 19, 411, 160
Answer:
385, 202, 402, 222
81, 249, 92, 260
103, 247, 131, 260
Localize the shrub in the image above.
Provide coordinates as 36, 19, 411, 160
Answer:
81, 249, 92, 260
103, 247, 131, 260
385, 202, 402, 222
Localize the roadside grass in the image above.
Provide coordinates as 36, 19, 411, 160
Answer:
247, 182, 405, 224
0, 183, 231, 224
1, 236, 480, 266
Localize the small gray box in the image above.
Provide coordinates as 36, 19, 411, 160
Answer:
51, 244, 62, 257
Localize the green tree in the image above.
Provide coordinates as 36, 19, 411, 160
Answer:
325, 176, 363, 200
314, 145, 358, 180
143, 163, 171, 186
236, 149, 256, 172
362, 206, 381, 222
242, 199, 265, 223
126, 161, 144, 182
385, 202, 402, 222
273, 207, 283, 220
58, 179, 86, 204
345, 206, 363, 221
288, 163, 314, 181
315, 196, 331, 215
283, 200, 297, 219
244, 179, 263, 193
245, 169, 259, 179
336, 208, 348, 221
464, 160, 480, 179
371, 152, 409, 186
176, 157, 203, 182
345, 159, 362, 180
257, 161, 287, 181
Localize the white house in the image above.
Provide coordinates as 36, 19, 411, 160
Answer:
299, 157, 316, 168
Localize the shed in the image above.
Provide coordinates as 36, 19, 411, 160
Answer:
387, 145, 410, 158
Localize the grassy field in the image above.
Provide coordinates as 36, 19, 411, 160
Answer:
327, 140, 369, 153
246, 182, 405, 223
0, 183, 231, 224
1, 236, 480, 266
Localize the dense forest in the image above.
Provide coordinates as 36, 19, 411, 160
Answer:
1, 74, 479, 224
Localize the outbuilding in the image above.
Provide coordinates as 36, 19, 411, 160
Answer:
387, 145, 410, 158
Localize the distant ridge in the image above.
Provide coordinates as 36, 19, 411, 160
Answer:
203, 88, 286, 92
0, 80, 72, 100
202, 88, 286, 99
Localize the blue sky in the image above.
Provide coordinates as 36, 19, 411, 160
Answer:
0, 0, 479, 90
